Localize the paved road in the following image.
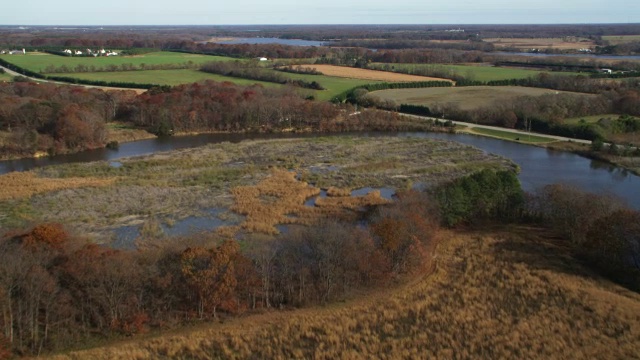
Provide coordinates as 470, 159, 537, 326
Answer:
0, 65, 147, 93
400, 113, 593, 145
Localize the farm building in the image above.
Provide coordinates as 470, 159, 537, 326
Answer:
259, 57, 268, 61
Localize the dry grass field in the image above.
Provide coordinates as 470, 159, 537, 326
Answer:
485, 37, 596, 50
0, 171, 114, 201
48, 227, 640, 359
371, 86, 593, 111
296, 64, 453, 82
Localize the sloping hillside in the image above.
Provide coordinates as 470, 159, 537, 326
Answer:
50, 227, 640, 359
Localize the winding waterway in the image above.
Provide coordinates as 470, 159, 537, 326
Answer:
1, 132, 639, 209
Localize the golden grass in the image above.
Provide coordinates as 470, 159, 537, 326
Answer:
49, 227, 640, 359
296, 64, 453, 83
0, 171, 115, 201
230, 168, 389, 235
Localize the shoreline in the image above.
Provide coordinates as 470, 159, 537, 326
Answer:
1, 126, 638, 177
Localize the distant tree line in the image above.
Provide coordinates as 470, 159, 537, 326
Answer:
42, 61, 201, 74
275, 65, 323, 76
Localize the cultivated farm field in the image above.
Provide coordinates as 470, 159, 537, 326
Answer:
297, 64, 453, 82
371, 86, 594, 111
49, 228, 640, 359
484, 37, 596, 50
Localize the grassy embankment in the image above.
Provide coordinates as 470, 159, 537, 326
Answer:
467, 127, 557, 144
0, 136, 513, 243
0, 71, 13, 82
48, 227, 640, 359
372, 63, 582, 81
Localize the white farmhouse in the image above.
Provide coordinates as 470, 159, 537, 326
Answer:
75, 50, 83, 55
63, 49, 72, 54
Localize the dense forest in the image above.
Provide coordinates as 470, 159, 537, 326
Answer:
0, 80, 432, 158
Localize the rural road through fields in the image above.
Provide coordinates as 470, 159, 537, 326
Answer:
400, 113, 593, 145
0, 65, 147, 93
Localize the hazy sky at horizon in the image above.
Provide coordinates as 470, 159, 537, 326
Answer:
3, 0, 637, 25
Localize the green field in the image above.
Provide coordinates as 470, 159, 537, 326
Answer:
276, 71, 379, 100
372, 86, 594, 111
0, 51, 379, 101
64, 69, 279, 88
0, 51, 234, 73
372, 63, 581, 82
63, 69, 375, 101
469, 127, 556, 143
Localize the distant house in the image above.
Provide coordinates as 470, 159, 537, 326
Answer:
75, 50, 83, 55
106, 51, 118, 56
258, 57, 268, 61
601, 68, 613, 74
8, 49, 24, 55
100, 49, 106, 54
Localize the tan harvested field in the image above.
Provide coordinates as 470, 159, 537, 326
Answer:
0, 171, 114, 201
485, 37, 595, 50
297, 64, 453, 82
372, 86, 594, 111
49, 227, 640, 359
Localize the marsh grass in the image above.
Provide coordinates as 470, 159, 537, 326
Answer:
4, 136, 513, 241
230, 168, 390, 235
0, 171, 114, 201
50, 228, 640, 359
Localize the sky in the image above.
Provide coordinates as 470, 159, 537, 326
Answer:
3, 0, 637, 25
